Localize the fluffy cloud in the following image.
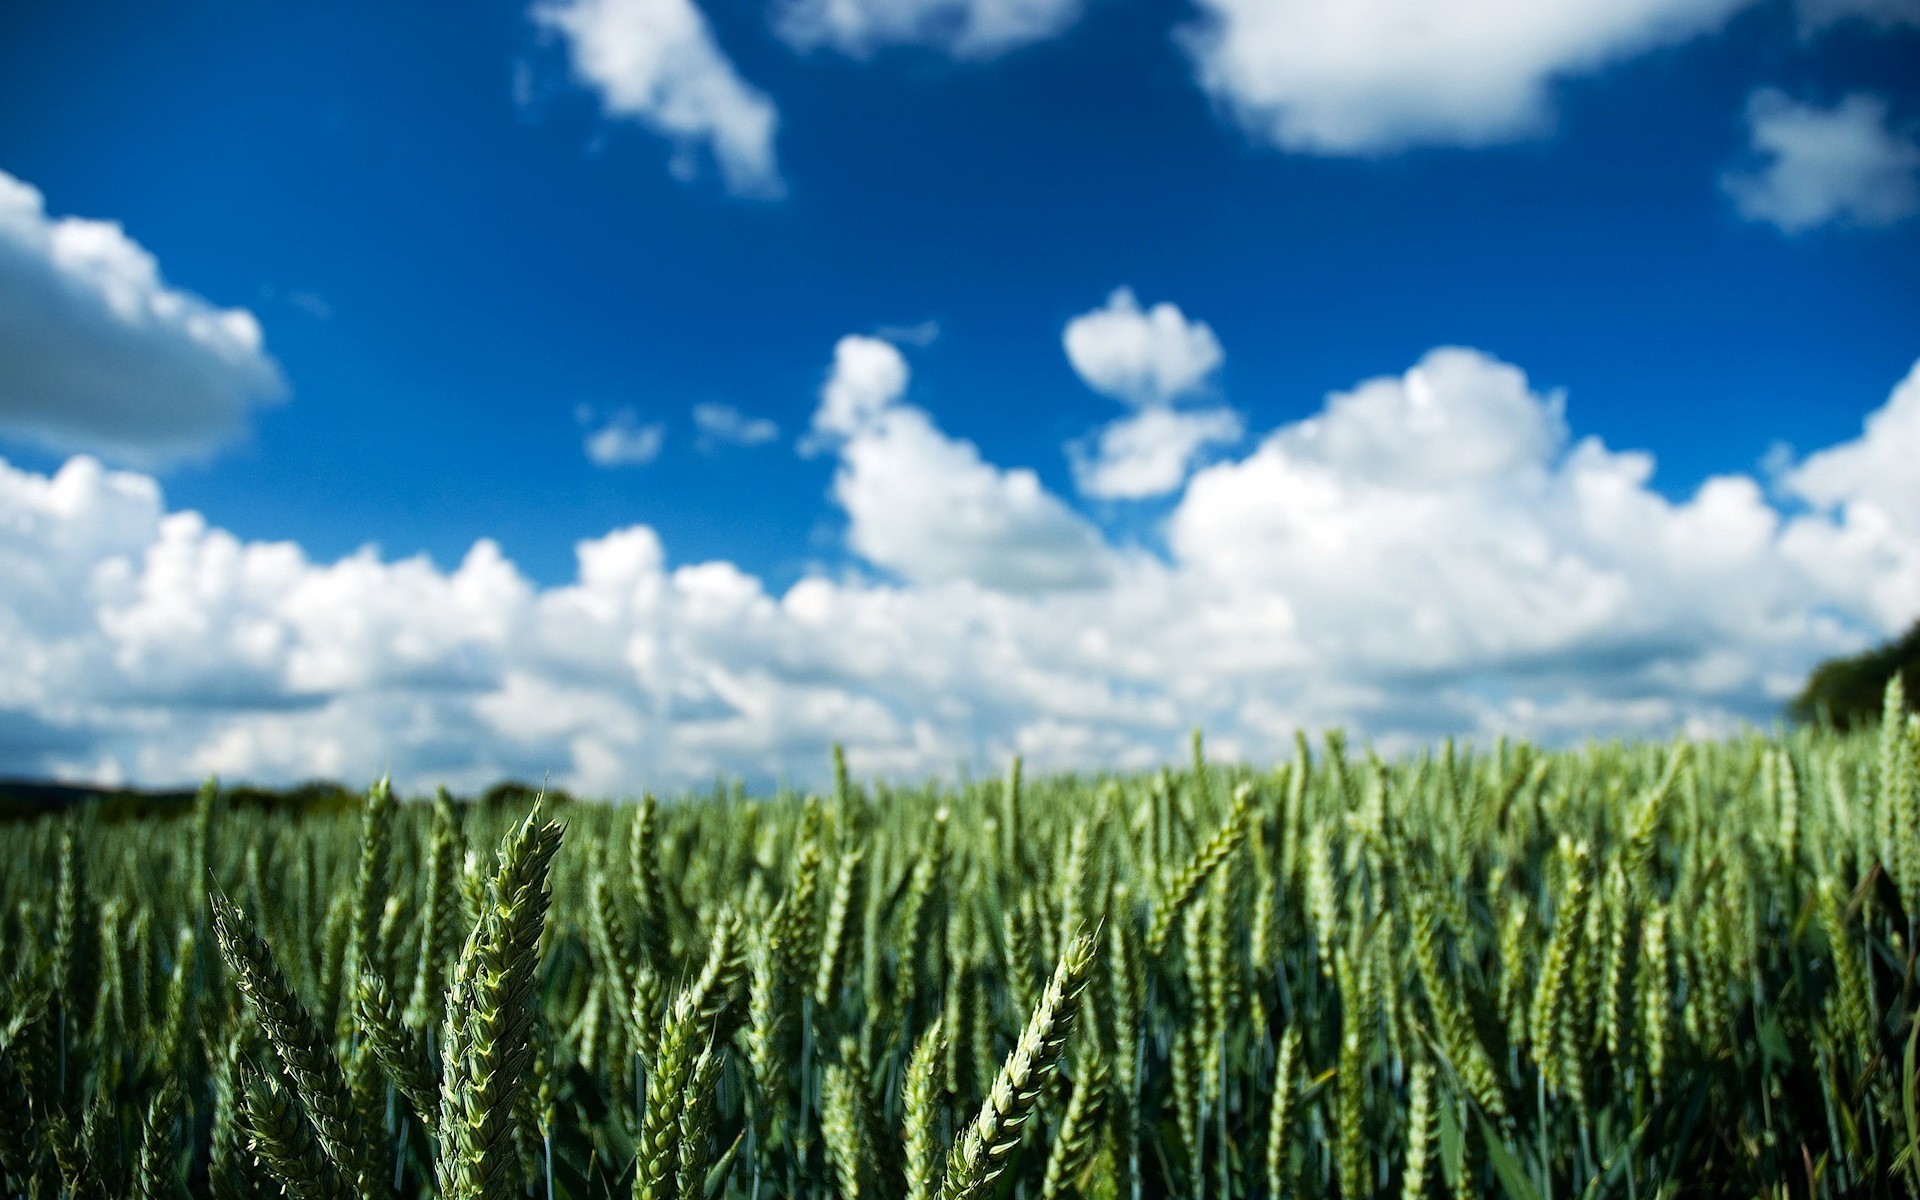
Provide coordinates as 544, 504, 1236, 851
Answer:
533, 0, 784, 197
1777, 360, 1920, 630
814, 335, 1114, 590
2, 344, 1914, 793
0, 171, 286, 465
1787, 359, 1920, 522
583, 409, 667, 466
773, 0, 1083, 58
1071, 406, 1243, 499
1064, 289, 1237, 499
1165, 349, 1818, 684
1722, 90, 1920, 233
693, 402, 779, 448
1180, 0, 1751, 154
811, 335, 912, 438
1063, 288, 1223, 407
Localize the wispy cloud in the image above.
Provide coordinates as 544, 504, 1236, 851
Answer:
287, 291, 332, 320
580, 407, 666, 466
532, 0, 784, 197
773, 0, 1084, 59
693, 402, 779, 450
1722, 89, 1919, 233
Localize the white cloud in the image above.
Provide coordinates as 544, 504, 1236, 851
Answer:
2, 345, 1915, 793
834, 406, 1117, 590
1064, 289, 1237, 498
694, 402, 779, 449
1253, 347, 1567, 489
533, 0, 784, 198
813, 335, 1114, 590
1071, 406, 1244, 499
584, 409, 667, 466
1777, 359, 1920, 630
1179, 0, 1751, 154
1164, 348, 1819, 681
1722, 90, 1920, 233
875, 319, 941, 347
0, 171, 287, 465
1786, 359, 1920, 521
773, 0, 1083, 59
1063, 288, 1224, 407
811, 334, 913, 438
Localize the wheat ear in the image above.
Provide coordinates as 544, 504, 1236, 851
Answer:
941, 932, 1097, 1200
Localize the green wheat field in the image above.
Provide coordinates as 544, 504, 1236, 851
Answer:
4, 685, 1920, 1200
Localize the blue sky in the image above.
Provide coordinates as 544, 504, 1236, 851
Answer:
0, 0, 1917, 789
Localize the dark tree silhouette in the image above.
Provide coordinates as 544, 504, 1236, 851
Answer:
1790, 620, 1920, 729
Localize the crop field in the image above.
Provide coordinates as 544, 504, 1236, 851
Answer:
2, 687, 1919, 1200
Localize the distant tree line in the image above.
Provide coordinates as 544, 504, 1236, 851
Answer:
0, 774, 570, 819
6, 630, 1916, 817
1792, 619, 1920, 729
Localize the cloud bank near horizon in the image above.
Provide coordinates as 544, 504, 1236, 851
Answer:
2, 336, 1914, 794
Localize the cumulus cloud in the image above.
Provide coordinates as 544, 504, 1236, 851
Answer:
814, 335, 1114, 590
693, 402, 779, 449
1180, 0, 1751, 154
1071, 406, 1243, 500
1776, 359, 1920, 630
1063, 288, 1223, 407
2, 344, 1915, 793
1165, 349, 1805, 681
533, 0, 784, 198
1722, 90, 1920, 233
1064, 289, 1236, 499
773, 0, 1083, 58
1787, 360, 1920, 521
811, 335, 912, 438
583, 409, 667, 466
0, 170, 287, 465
